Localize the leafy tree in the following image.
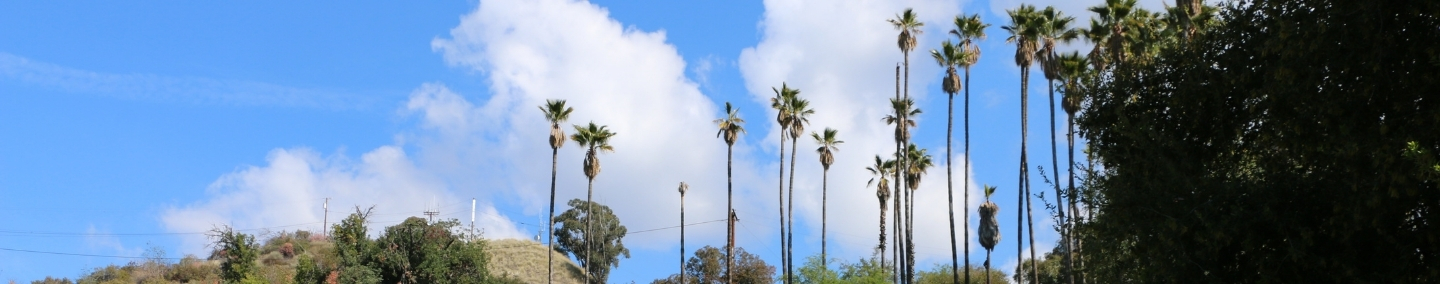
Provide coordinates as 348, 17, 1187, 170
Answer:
1076, 0, 1440, 281
373, 217, 493, 283
553, 199, 630, 283
331, 207, 381, 284
209, 226, 262, 284
650, 246, 774, 284
294, 254, 326, 284
915, 265, 1009, 284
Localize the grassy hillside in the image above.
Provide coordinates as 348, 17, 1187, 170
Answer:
486, 239, 585, 284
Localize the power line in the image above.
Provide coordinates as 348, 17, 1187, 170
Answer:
629, 219, 726, 235
0, 247, 184, 260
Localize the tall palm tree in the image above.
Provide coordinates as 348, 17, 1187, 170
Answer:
714, 102, 746, 284
978, 185, 1001, 284
571, 122, 616, 284
931, 39, 966, 284
1003, 4, 1042, 280
1057, 52, 1090, 284
1037, 7, 1078, 283
902, 143, 934, 283
770, 83, 797, 282
785, 92, 813, 283
812, 128, 842, 261
888, 11, 922, 280
891, 65, 904, 281
678, 182, 688, 284
867, 156, 895, 268
889, 8, 924, 103
1080, 19, 1111, 70
951, 13, 988, 284
539, 99, 573, 284
884, 98, 920, 282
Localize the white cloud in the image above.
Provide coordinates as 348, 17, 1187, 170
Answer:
161, 146, 527, 254
428, 0, 746, 251
740, 0, 1003, 267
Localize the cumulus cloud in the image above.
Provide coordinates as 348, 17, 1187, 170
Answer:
740, 0, 1000, 266
161, 145, 527, 253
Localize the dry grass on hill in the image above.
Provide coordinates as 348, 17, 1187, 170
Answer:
487, 238, 585, 284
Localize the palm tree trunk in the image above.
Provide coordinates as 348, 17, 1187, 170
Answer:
548, 148, 559, 284
1017, 67, 1027, 284
778, 134, 787, 283
902, 49, 914, 284
964, 67, 973, 284
985, 250, 992, 284
879, 199, 887, 268
681, 192, 686, 284
822, 168, 829, 263
727, 144, 735, 284
585, 179, 595, 284
1049, 78, 1071, 284
1067, 114, 1078, 284
893, 64, 904, 284
947, 89, 959, 284
787, 138, 799, 284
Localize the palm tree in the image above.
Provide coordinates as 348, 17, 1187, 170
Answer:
571, 122, 616, 284
950, 13, 988, 284
678, 182, 689, 284
883, 97, 920, 282
978, 185, 1001, 284
1057, 51, 1090, 284
1080, 19, 1111, 70
867, 156, 896, 268
812, 127, 842, 261
1003, 4, 1042, 280
714, 102, 746, 284
770, 83, 797, 282
1089, 0, 1137, 67
902, 143, 934, 282
539, 99, 573, 284
1037, 7, 1078, 283
930, 39, 966, 284
889, 8, 924, 103
785, 92, 813, 283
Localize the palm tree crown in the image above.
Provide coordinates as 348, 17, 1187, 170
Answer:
902, 144, 934, 191
541, 99, 574, 150
883, 98, 922, 143
1003, 5, 1043, 68
931, 40, 968, 96
812, 128, 842, 170
715, 102, 747, 146
571, 122, 616, 180
888, 8, 925, 55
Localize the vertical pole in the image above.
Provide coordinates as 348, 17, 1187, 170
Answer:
322, 198, 329, 236
471, 198, 477, 240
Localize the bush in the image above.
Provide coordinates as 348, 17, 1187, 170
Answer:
167, 255, 220, 282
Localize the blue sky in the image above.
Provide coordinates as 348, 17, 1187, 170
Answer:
0, 0, 1173, 281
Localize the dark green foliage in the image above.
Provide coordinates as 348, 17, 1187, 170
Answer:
553, 199, 630, 283
294, 254, 327, 284
915, 264, 1007, 284
651, 246, 774, 284
1012, 245, 1064, 284
1076, 0, 1440, 281
373, 217, 493, 283
210, 226, 261, 283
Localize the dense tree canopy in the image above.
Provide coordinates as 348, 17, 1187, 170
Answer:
1076, 0, 1440, 282
553, 199, 631, 284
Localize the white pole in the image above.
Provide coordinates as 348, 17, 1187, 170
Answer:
323, 198, 329, 236
471, 198, 477, 239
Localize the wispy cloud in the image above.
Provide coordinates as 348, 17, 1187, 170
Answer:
0, 52, 374, 109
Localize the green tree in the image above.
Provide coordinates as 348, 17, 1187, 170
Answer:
553, 199, 630, 284
949, 14, 989, 283
714, 101, 747, 284
1075, 0, 1440, 281
372, 217, 492, 283
332, 207, 381, 284
210, 226, 262, 284
651, 246, 774, 284
811, 127, 842, 261
569, 121, 616, 283
539, 99, 574, 284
